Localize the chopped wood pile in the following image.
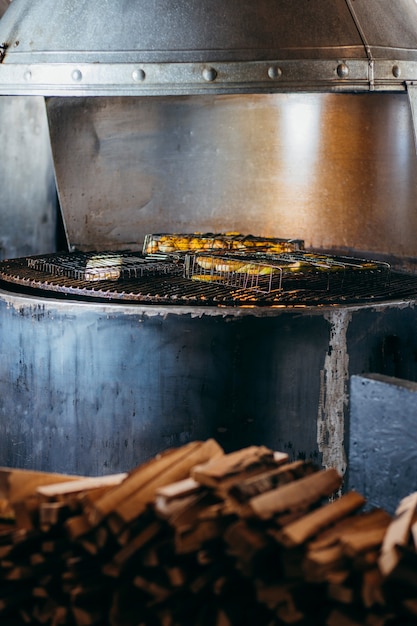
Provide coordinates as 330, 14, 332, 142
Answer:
0, 439, 416, 626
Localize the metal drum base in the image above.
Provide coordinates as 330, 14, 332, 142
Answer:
1, 289, 417, 477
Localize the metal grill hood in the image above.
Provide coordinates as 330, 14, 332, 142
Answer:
0, 0, 417, 96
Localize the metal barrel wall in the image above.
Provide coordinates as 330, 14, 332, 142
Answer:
1, 290, 417, 476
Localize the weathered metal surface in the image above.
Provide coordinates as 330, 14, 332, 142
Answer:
0, 1, 11, 18
0, 0, 57, 258
407, 82, 417, 154
347, 373, 417, 514
0, 0, 416, 95
1, 288, 417, 476
0, 96, 57, 259
46, 93, 417, 267
0, 290, 327, 474
0, 2, 57, 261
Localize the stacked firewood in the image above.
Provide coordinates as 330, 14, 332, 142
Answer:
0, 439, 416, 625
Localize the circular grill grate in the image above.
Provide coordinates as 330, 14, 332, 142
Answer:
1, 251, 417, 307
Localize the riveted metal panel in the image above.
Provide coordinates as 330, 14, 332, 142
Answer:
0, 0, 416, 94
0, 0, 364, 64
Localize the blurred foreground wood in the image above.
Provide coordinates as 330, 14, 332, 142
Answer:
0, 440, 416, 625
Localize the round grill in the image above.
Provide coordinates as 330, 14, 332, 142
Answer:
1, 251, 417, 307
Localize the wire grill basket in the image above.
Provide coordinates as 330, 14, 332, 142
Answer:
185, 251, 391, 293
27, 251, 182, 282
143, 232, 304, 255
184, 253, 283, 293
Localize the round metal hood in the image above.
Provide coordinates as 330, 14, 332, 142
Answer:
0, 0, 417, 95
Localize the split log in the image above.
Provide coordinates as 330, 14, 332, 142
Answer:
379, 491, 417, 579
247, 467, 343, 520
88, 439, 223, 528
278, 491, 366, 548
191, 447, 288, 491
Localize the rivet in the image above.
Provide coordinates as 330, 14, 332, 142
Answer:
268, 66, 282, 80
23, 70, 32, 81
336, 63, 349, 78
132, 69, 146, 82
71, 69, 83, 82
202, 67, 217, 82
392, 65, 401, 78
